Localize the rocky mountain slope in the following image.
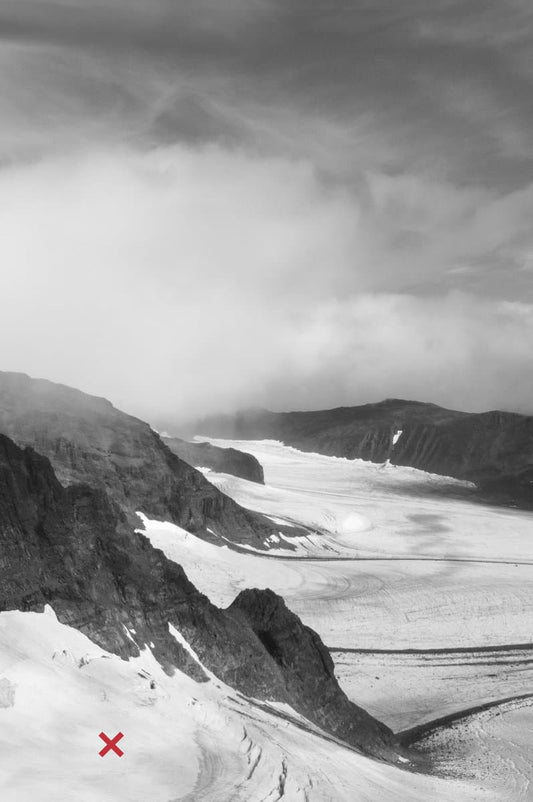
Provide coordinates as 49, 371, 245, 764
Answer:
0, 372, 275, 547
230, 588, 395, 753
192, 399, 533, 506
0, 431, 397, 760
163, 436, 264, 484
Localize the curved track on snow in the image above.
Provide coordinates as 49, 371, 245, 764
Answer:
142, 438, 533, 800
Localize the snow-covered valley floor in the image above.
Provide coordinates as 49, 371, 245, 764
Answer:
2, 438, 533, 800
0, 608, 488, 802
162, 437, 532, 800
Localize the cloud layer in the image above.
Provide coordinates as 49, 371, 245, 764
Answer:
0, 1, 532, 421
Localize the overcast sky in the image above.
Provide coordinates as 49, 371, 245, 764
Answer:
0, 0, 532, 423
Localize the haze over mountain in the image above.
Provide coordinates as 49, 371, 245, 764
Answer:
0, 0, 532, 422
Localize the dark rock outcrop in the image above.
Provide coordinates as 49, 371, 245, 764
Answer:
0, 371, 274, 547
193, 400, 533, 507
163, 436, 264, 484
230, 588, 394, 757
0, 432, 396, 759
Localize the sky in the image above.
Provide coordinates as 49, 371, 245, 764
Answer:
0, 0, 532, 423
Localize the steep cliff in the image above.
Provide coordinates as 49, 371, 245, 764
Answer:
193, 400, 533, 506
230, 588, 395, 757
163, 436, 264, 484
0, 432, 397, 759
0, 371, 274, 546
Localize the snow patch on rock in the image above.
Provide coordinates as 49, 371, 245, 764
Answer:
392, 430, 403, 446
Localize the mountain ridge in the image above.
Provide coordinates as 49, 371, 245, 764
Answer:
163, 435, 264, 484
0, 429, 398, 760
0, 371, 280, 549
189, 399, 533, 506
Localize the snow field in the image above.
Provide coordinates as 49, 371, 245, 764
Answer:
0, 607, 489, 801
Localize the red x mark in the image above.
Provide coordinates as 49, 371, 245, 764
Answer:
99, 731, 124, 757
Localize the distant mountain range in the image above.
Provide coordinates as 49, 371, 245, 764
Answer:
191, 399, 533, 507
0, 370, 399, 761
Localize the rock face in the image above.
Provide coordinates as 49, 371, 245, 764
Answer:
230, 588, 394, 757
163, 436, 264, 484
0, 432, 396, 759
193, 400, 533, 506
0, 371, 274, 547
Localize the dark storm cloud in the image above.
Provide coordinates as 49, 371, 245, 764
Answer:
0, 1, 532, 419
2, 0, 532, 188
2, 0, 532, 186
